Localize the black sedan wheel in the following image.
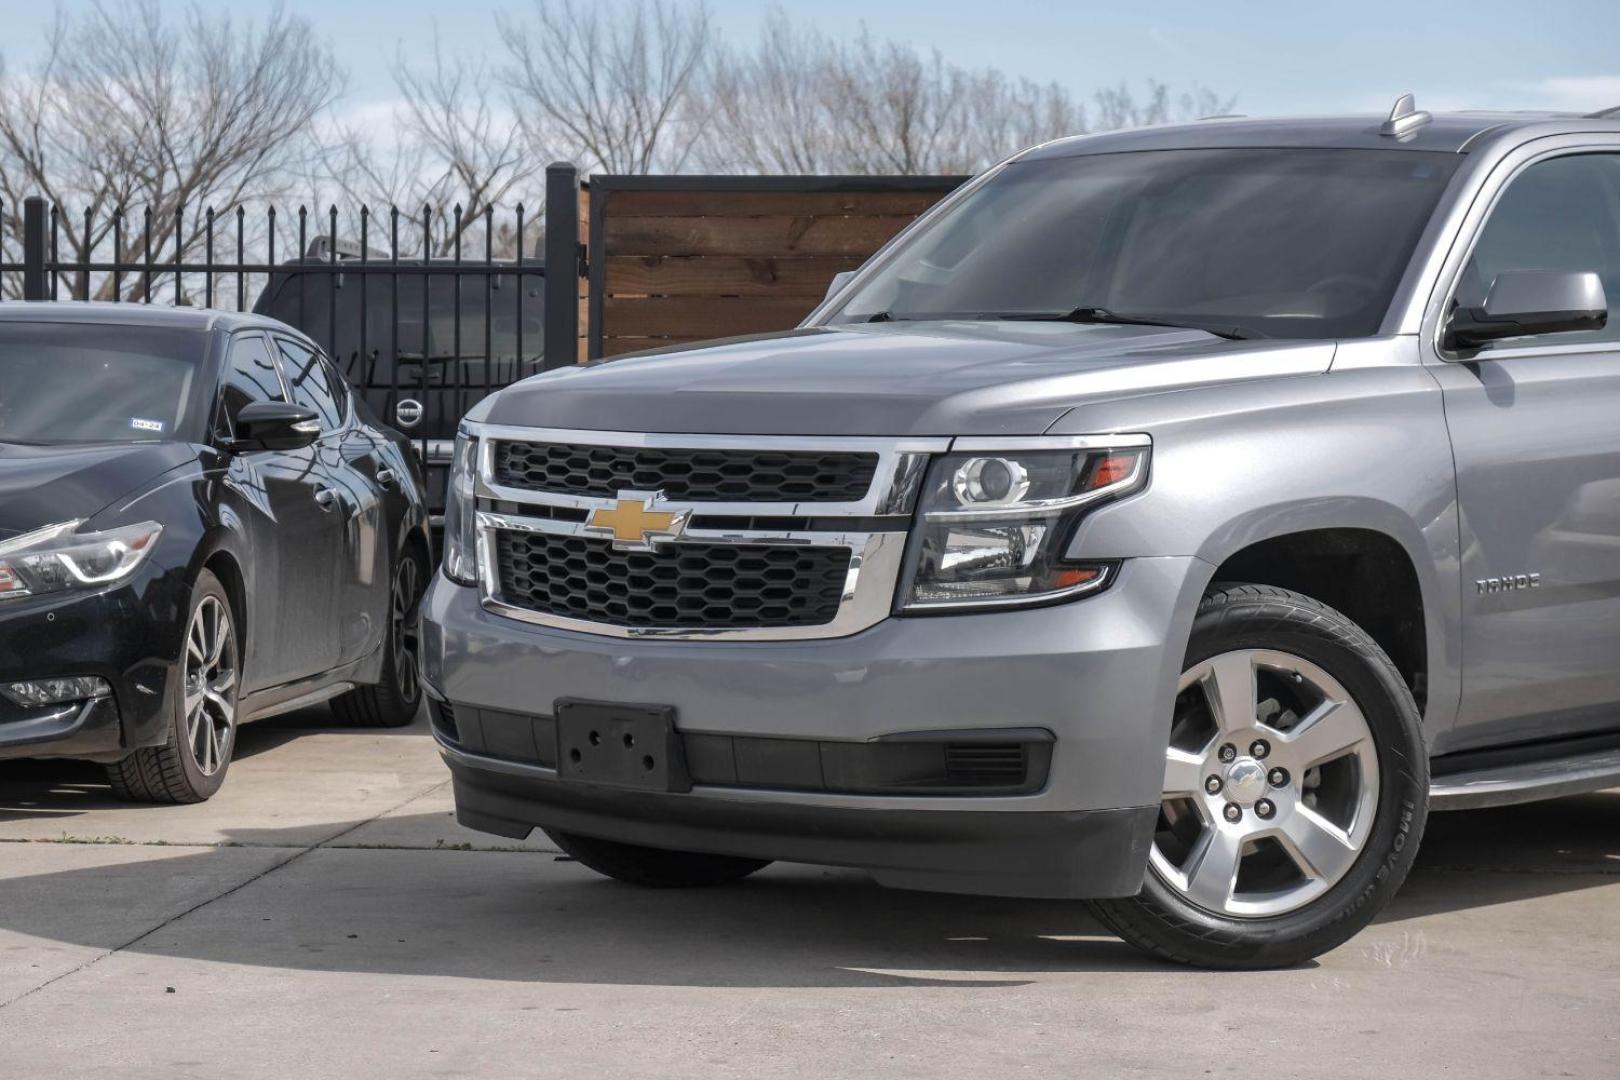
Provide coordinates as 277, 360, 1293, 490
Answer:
332, 549, 425, 727
107, 570, 240, 803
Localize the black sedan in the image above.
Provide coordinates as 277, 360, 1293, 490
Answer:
0, 303, 431, 802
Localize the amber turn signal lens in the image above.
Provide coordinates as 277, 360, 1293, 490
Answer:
1086, 452, 1140, 491
1051, 567, 1103, 589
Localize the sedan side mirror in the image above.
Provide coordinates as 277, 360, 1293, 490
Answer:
1446, 269, 1608, 351
229, 401, 321, 452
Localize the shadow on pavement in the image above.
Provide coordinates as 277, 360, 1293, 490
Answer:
0, 789, 1614, 987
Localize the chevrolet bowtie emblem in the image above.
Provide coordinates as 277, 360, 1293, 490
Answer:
584, 492, 691, 550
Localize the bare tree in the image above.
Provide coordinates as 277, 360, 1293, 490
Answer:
0, 1, 341, 299
314, 42, 544, 257
499, 0, 714, 175
702, 13, 1231, 175
701, 14, 843, 174
1092, 80, 1232, 130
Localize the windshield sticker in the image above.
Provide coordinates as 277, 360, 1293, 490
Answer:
130, 417, 165, 433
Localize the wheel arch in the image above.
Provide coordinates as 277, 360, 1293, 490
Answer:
189, 525, 252, 670
1198, 518, 1437, 719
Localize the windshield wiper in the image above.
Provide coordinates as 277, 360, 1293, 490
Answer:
991, 307, 1262, 341
862, 307, 1261, 339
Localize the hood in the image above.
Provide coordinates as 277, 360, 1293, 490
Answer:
0, 442, 194, 540
485, 323, 1335, 436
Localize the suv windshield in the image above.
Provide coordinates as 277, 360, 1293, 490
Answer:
0, 323, 204, 445
827, 148, 1461, 340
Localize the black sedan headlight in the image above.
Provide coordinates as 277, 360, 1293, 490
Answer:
0, 520, 163, 602
897, 440, 1148, 612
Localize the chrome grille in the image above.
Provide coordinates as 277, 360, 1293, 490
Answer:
494, 531, 851, 629
492, 440, 879, 503
471, 426, 948, 641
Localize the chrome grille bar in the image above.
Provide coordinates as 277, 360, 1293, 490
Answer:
466, 424, 944, 640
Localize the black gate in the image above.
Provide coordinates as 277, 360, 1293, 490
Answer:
0, 162, 585, 518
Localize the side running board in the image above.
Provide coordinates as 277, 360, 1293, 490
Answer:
1429, 746, 1620, 811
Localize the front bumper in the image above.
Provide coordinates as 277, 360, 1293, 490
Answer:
0, 568, 186, 763
423, 555, 1209, 899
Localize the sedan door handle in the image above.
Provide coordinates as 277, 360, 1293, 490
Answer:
376, 467, 397, 488
314, 487, 340, 511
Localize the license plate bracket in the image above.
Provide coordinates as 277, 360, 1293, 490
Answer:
554, 699, 690, 792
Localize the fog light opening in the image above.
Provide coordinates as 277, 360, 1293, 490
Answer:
1, 676, 112, 708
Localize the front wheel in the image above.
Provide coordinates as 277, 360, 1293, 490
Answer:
107, 570, 240, 803
1088, 583, 1428, 969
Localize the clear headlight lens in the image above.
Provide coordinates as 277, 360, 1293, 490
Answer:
442, 427, 480, 586
898, 443, 1148, 611
0, 520, 163, 602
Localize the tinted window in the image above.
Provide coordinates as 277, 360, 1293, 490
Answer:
829, 148, 1461, 340
0, 323, 204, 445
1459, 153, 1620, 346
275, 338, 344, 431
218, 333, 285, 437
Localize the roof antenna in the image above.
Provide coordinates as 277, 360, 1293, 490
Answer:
1586, 105, 1620, 119
1380, 93, 1432, 137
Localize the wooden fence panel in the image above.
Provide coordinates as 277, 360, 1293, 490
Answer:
587, 176, 966, 359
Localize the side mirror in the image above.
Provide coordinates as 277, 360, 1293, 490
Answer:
824, 270, 856, 302
229, 401, 321, 452
1447, 269, 1608, 351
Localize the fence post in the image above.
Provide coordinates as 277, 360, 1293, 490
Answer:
543, 162, 580, 370
22, 197, 46, 301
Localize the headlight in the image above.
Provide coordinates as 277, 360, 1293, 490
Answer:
897, 441, 1148, 612
442, 426, 479, 586
0, 520, 163, 601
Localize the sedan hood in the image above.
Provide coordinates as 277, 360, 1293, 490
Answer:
0, 442, 194, 540
485, 322, 1335, 437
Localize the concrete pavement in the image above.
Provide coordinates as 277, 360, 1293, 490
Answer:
1, 708, 1616, 1078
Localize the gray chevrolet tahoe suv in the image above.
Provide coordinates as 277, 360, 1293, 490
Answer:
421, 98, 1620, 968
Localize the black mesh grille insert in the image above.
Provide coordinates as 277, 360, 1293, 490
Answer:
492, 441, 879, 503
494, 531, 851, 629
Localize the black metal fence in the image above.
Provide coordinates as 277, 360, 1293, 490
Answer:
0, 162, 585, 513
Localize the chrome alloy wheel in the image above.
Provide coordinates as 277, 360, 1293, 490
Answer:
390, 556, 422, 701
1149, 649, 1380, 919
182, 595, 237, 777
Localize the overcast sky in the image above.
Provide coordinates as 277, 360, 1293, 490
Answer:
8, 0, 1620, 123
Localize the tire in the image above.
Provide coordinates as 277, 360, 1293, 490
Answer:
106, 570, 241, 804
1088, 583, 1428, 969
544, 829, 772, 888
332, 546, 425, 728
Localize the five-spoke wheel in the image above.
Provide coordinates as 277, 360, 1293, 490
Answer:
1154, 649, 1379, 918
1088, 583, 1428, 969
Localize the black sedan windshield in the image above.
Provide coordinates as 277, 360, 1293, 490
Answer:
828, 148, 1461, 340
0, 323, 205, 444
